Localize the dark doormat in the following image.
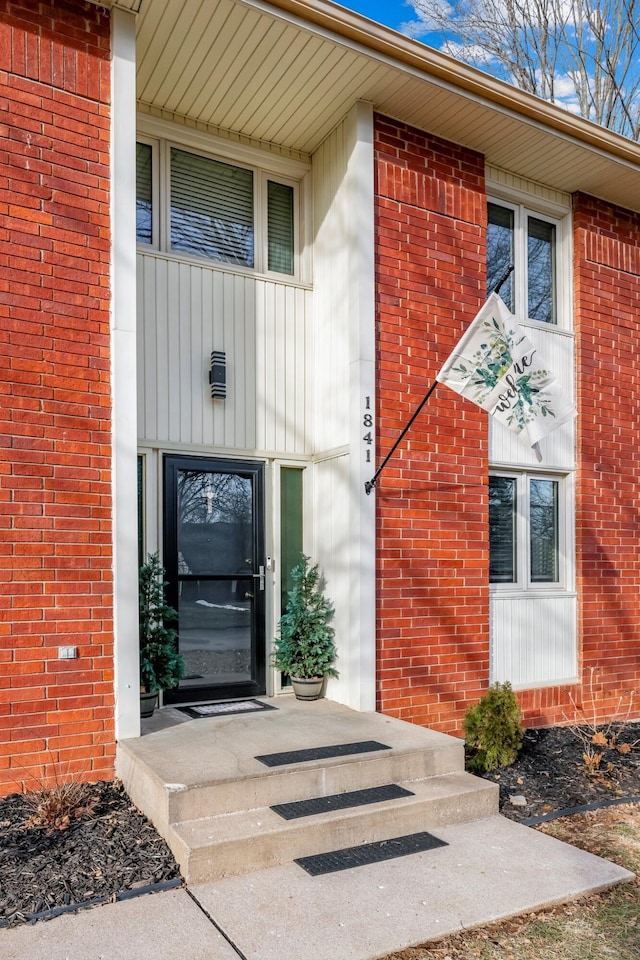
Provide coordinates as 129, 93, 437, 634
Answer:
177, 700, 278, 718
272, 783, 414, 820
256, 740, 391, 767
295, 831, 448, 876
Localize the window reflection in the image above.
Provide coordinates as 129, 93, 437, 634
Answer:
487, 203, 514, 310
528, 217, 556, 324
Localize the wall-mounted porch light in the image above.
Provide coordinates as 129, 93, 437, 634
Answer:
209, 351, 226, 399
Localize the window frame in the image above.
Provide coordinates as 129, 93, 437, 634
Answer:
136, 136, 160, 249
487, 195, 570, 331
136, 123, 304, 280
489, 470, 571, 593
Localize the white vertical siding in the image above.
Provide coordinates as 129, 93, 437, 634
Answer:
313, 453, 351, 701
312, 102, 376, 711
312, 120, 351, 451
137, 253, 312, 454
491, 595, 577, 686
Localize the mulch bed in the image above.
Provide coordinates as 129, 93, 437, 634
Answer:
2, 723, 639, 928
0, 780, 181, 928
482, 721, 640, 823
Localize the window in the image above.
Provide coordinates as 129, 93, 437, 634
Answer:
489, 473, 560, 587
170, 148, 254, 266
136, 143, 153, 244
136, 140, 296, 276
267, 181, 294, 275
487, 201, 558, 324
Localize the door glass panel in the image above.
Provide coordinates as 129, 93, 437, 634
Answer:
173, 467, 258, 692
177, 471, 253, 576
178, 578, 252, 686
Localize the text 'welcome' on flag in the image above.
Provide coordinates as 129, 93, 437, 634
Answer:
436, 293, 576, 458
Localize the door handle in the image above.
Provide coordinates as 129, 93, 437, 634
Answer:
251, 565, 266, 591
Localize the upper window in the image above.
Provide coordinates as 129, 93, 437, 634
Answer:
487, 201, 558, 325
136, 142, 153, 244
170, 148, 254, 267
136, 140, 296, 277
489, 473, 561, 588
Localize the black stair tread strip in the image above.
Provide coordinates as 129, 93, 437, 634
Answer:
295, 831, 448, 876
271, 783, 415, 820
255, 740, 391, 767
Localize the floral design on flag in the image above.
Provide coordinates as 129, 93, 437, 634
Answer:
449, 312, 556, 431
436, 293, 576, 454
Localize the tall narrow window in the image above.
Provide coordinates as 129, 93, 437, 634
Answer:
529, 479, 558, 582
267, 181, 294, 275
137, 455, 145, 568
489, 476, 517, 583
527, 217, 556, 324
280, 467, 304, 688
170, 148, 254, 266
487, 203, 514, 310
136, 142, 152, 244
280, 467, 303, 611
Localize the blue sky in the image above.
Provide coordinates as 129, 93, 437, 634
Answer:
334, 1, 444, 50
336, 0, 417, 33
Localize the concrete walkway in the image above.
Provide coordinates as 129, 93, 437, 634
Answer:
2, 813, 632, 960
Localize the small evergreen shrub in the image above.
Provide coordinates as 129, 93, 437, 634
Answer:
463, 682, 524, 773
273, 555, 338, 680
139, 553, 185, 694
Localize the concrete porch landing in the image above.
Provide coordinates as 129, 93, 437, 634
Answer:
103, 697, 635, 960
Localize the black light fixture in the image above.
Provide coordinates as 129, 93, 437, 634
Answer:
209, 351, 226, 399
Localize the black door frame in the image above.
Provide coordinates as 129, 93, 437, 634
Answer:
162, 454, 266, 704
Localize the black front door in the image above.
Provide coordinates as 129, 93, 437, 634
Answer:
163, 455, 266, 704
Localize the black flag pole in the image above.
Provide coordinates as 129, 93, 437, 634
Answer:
364, 265, 514, 496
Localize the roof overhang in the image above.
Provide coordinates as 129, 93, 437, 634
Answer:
132, 0, 640, 211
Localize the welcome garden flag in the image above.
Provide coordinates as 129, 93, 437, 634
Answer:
436, 293, 576, 458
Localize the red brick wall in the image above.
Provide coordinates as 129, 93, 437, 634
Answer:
571, 194, 640, 725
374, 116, 490, 734
515, 197, 640, 728
0, 0, 113, 795
374, 117, 640, 734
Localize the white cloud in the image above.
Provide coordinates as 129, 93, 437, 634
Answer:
400, 0, 454, 35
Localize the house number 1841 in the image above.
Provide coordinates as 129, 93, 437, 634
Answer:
362, 396, 373, 464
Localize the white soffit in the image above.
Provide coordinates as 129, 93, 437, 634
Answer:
135, 0, 640, 212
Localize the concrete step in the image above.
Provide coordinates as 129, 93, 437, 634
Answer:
163, 740, 466, 824
168, 772, 498, 882
116, 698, 500, 885
117, 699, 467, 830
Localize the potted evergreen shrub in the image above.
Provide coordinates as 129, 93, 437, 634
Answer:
139, 552, 185, 717
273, 555, 338, 700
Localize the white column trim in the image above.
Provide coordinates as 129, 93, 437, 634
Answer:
111, 7, 140, 740
348, 101, 376, 711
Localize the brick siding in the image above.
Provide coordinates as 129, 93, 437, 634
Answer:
374, 118, 640, 734
0, 0, 113, 794
374, 116, 490, 734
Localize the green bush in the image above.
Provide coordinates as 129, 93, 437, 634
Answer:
139, 553, 185, 694
463, 682, 523, 773
273, 555, 338, 680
